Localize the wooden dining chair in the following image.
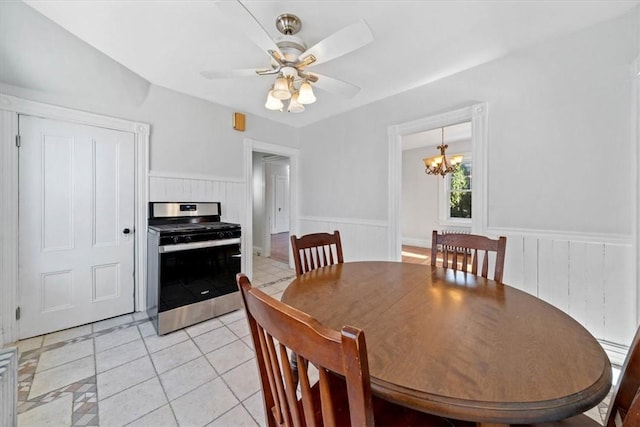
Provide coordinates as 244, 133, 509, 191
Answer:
290, 230, 343, 277
431, 230, 507, 282
236, 273, 454, 427
512, 324, 640, 427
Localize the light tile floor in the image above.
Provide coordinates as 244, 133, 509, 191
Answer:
12, 255, 294, 427
9, 255, 618, 426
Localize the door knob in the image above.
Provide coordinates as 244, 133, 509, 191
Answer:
122, 228, 131, 234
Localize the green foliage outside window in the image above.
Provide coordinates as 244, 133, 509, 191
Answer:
449, 163, 471, 219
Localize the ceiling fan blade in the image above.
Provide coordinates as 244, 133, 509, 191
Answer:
307, 73, 361, 98
214, 0, 283, 60
201, 68, 263, 79
300, 20, 373, 67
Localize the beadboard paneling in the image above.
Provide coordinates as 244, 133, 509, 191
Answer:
299, 216, 388, 261
317, 222, 636, 347
500, 232, 635, 346
149, 174, 244, 223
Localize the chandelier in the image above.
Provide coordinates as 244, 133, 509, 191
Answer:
423, 128, 463, 177
264, 70, 316, 113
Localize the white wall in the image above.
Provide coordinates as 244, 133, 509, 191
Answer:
402, 146, 439, 247
1, 1, 638, 347
0, 1, 299, 181
402, 139, 472, 247
0, 0, 300, 344
301, 11, 635, 234
252, 154, 267, 254
298, 10, 638, 345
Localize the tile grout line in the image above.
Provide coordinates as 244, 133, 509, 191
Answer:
131, 322, 181, 427
17, 318, 148, 422
16, 258, 294, 426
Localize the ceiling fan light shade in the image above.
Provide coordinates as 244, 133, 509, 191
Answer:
287, 92, 305, 113
265, 90, 284, 110
272, 76, 292, 99
297, 81, 316, 104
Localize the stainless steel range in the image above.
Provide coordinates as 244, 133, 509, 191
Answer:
147, 202, 242, 335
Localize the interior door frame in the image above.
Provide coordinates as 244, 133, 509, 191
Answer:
243, 138, 299, 277
387, 103, 488, 261
0, 94, 149, 345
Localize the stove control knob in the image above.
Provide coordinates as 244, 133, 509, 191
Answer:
217, 232, 225, 239
172, 236, 180, 244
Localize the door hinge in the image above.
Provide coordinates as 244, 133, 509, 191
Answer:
16, 306, 20, 320
15, 134, 21, 147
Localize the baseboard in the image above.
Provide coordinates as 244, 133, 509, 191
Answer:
402, 237, 430, 248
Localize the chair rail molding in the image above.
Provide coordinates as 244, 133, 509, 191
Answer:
0, 94, 149, 345
388, 103, 488, 261
149, 170, 244, 183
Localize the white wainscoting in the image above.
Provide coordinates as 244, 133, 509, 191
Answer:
303, 219, 637, 353
149, 172, 245, 224
299, 216, 389, 262
493, 229, 636, 353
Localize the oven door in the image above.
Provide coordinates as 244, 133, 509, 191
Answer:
158, 239, 241, 312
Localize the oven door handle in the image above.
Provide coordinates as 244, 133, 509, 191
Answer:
159, 238, 241, 253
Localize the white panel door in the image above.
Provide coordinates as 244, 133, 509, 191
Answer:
272, 175, 289, 234
18, 115, 135, 338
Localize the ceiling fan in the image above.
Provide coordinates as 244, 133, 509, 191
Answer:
201, 0, 374, 112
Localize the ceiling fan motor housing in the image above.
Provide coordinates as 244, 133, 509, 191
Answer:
276, 36, 307, 63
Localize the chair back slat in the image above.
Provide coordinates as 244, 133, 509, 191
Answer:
481, 251, 489, 277
431, 230, 507, 282
237, 273, 373, 427
298, 357, 317, 427
605, 326, 640, 427
291, 231, 344, 277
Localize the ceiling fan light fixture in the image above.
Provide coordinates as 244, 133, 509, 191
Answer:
265, 90, 284, 110
287, 92, 305, 113
272, 76, 292, 99
297, 81, 316, 104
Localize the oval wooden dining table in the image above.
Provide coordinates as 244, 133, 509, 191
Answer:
280, 261, 612, 427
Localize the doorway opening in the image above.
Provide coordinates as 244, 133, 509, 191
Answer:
401, 122, 472, 263
387, 103, 488, 261
242, 138, 299, 280
253, 153, 290, 264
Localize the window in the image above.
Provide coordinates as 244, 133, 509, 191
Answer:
440, 156, 472, 225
